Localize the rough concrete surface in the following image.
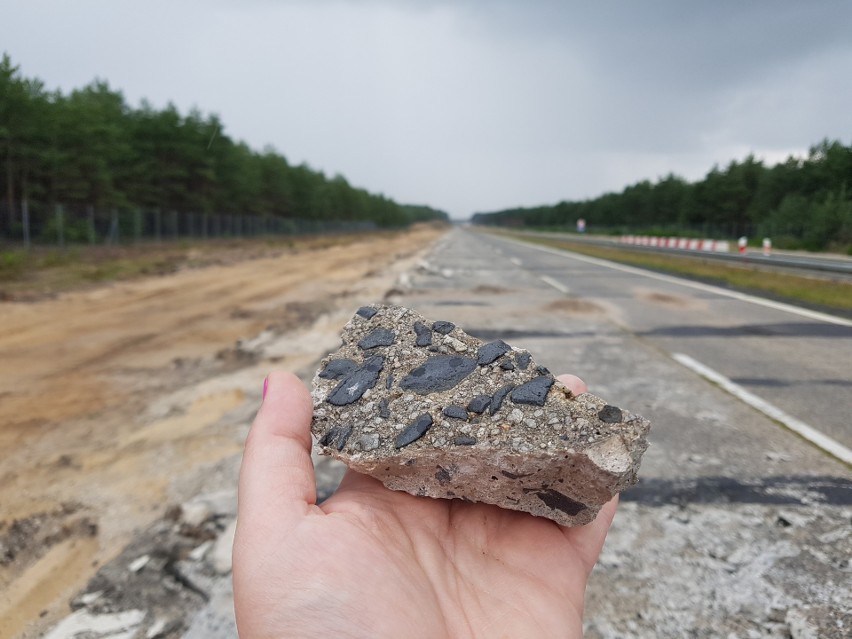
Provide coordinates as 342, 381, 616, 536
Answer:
32, 227, 851, 639
311, 304, 650, 525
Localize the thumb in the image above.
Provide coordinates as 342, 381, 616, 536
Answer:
237, 371, 317, 533
563, 495, 619, 576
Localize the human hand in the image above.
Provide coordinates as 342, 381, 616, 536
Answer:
233, 372, 618, 639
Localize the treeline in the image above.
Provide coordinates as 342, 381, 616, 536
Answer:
472, 141, 852, 251
0, 53, 448, 240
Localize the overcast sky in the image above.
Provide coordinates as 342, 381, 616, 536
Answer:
2, 0, 851, 218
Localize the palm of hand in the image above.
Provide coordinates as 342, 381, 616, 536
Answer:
234, 373, 615, 639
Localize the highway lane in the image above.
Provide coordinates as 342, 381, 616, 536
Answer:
401, 228, 850, 637
475, 230, 852, 455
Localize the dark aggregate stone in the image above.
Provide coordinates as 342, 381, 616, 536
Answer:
477, 340, 511, 365
378, 398, 390, 419
453, 435, 477, 446
499, 358, 515, 371
400, 355, 477, 394
442, 405, 468, 420
356, 306, 378, 319
394, 413, 433, 448
435, 467, 452, 485
358, 328, 396, 350
385, 373, 394, 390
536, 365, 551, 376
326, 356, 384, 405
319, 424, 353, 451
510, 376, 554, 406
501, 470, 533, 479
432, 321, 455, 334
489, 384, 515, 415
598, 405, 623, 423
318, 358, 358, 380
467, 395, 492, 414
413, 321, 433, 346
535, 489, 587, 516
515, 351, 531, 370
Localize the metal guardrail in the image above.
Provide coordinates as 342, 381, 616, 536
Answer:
508, 230, 852, 279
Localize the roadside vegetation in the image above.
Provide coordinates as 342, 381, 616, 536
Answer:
473, 141, 852, 254
507, 233, 852, 314
0, 53, 448, 246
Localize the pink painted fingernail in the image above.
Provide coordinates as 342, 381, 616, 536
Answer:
262, 376, 269, 401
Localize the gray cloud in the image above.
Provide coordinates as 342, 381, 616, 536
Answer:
1, 0, 850, 217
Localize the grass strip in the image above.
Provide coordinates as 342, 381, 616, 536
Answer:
505, 232, 852, 314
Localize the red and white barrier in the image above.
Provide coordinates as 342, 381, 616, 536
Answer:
619, 235, 731, 253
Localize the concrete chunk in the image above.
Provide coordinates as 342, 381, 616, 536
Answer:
311, 304, 650, 526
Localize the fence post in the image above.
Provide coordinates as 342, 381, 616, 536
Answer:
109, 209, 119, 244
87, 204, 96, 244
55, 204, 65, 248
21, 197, 30, 250
134, 209, 142, 243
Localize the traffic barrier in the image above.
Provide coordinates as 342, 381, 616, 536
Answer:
619, 235, 731, 253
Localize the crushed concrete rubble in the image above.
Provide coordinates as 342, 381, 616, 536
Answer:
311, 304, 651, 526
42, 490, 239, 639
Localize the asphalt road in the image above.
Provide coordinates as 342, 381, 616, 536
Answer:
403, 228, 851, 638
479, 230, 852, 454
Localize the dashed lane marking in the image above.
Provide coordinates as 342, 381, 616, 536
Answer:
672, 352, 852, 466
540, 275, 570, 294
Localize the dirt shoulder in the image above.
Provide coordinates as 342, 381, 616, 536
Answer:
0, 225, 447, 639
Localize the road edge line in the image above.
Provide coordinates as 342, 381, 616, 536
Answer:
493, 234, 852, 327
671, 352, 852, 466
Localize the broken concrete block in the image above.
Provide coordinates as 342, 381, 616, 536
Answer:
211, 519, 237, 575
180, 500, 213, 528
311, 304, 650, 526
44, 609, 146, 639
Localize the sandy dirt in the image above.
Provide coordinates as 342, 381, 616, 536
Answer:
0, 225, 445, 639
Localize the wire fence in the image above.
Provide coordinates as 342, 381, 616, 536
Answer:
0, 202, 377, 249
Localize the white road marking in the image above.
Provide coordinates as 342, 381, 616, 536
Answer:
500, 236, 852, 327
540, 275, 570, 294
672, 353, 852, 466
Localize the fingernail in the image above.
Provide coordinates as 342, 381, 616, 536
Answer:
262, 376, 269, 401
